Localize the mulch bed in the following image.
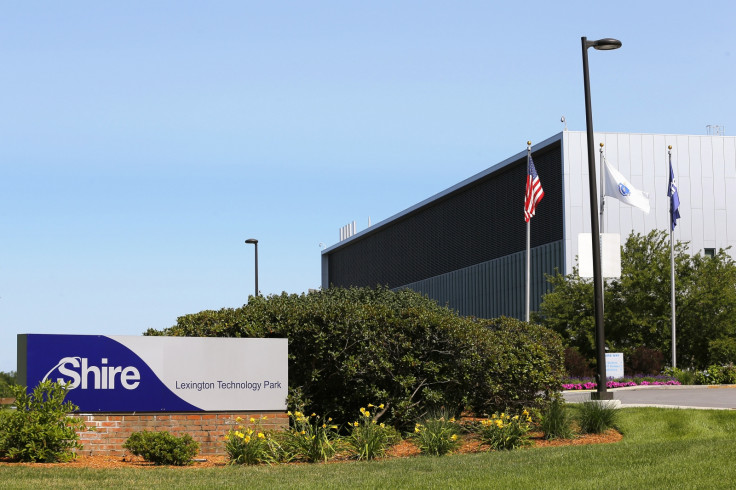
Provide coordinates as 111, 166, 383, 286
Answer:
0, 430, 622, 469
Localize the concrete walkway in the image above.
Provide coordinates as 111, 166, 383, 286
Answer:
563, 385, 736, 410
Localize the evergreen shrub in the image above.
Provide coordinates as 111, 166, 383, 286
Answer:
148, 287, 565, 429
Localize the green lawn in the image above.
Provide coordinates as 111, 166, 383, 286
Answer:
2, 408, 736, 489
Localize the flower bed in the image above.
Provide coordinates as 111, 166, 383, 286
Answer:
562, 376, 681, 391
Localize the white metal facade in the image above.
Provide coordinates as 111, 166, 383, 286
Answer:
562, 131, 736, 274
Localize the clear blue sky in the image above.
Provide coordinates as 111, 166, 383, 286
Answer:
2, 1, 735, 372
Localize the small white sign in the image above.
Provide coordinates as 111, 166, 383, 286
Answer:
578, 233, 621, 279
605, 352, 624, 379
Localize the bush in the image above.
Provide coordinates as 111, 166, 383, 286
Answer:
578, 401, 619, 434
564, 347, 593, 378
467, 317, 566, 417
662, 366, 696, 385
477, 410, 533, 450
123, 431, 199, 465
694, 364, 736, 385
411, 411, 461, 456
709, 338, 736, 365
625, 346, 665, 375
149, 287, 565, 430
0, 380, 86, 462
539, 398, 574, 440
225, 416, 282, 465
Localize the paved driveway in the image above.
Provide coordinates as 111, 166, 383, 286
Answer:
563, 385, 736, 409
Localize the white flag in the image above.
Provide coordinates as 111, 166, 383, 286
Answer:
603, 158, 650, 214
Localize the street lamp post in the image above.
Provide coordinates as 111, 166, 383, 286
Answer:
581, 36, 621, 401
245, 238, 259, 297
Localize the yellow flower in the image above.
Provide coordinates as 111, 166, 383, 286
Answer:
449, 417, 456, 423
311, 413, 317, 417
367, 403, 374, 408
300, 430, 306, 435
235, 431, 244, 439
258, 432, 265, 439
236, 416, 242, 422
414, 427, 421, 433
354, 421, 359, 427
263, 415, 268, 420
512, 415, 519, 421
250, 417, 256, 423
244, 436, 251, 443
380, 423, 385, 428
322, 424, 326, 428
450, 434, 458, 441
379, 404, 385, 409
364, 411, 371, 417
522, 410, 529, 416
330, 425, 338, 429
328, 417, 332, 422
360, 407, 366, 414
294, 411, 302, 418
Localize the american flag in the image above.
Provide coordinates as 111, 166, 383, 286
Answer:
524, 155, 544, 222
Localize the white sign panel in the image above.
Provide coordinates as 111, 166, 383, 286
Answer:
605, 352, 624, 379
20, 334, 288, 412
578, 233, 622, 279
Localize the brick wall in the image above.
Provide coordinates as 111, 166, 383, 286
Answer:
76, 411, 288, 457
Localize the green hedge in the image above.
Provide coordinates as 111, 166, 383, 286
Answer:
147, 287, 564, 429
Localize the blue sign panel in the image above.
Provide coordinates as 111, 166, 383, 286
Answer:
19, 334, 288, 412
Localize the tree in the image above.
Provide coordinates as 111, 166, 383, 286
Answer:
535, 230, 736, 370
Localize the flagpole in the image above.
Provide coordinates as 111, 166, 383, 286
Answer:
669, 145, 677, 368
599, 143, 605, 234
525, 141, 531, 322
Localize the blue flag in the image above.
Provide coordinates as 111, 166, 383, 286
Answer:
668, 155, 681, 230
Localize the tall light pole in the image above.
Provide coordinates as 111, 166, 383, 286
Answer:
245, 238, 259, 297
582, 36, 621, 401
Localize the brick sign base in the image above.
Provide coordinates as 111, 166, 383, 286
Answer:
76, 412, 288, 457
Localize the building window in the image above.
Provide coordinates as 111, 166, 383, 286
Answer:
704, 248, 716, 258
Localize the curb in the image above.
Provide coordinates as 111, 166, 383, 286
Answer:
562, 384, 736, 394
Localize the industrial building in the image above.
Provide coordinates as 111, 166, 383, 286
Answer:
321, 131, 736, 320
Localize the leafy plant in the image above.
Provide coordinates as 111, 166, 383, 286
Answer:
411, 412, 461, 456
346, 403, 398, 460
123, 431, 199, 466
0, 371, 16, 398
477, 410, 534, 450
662, 366, 696, 385
279, 410, 339, 463
539, 398, 573, 440
0, 380, 87, 462
694, 364, 736, 385
578, 401, 619, 434
225, 415, 282, 465
148, 287, 565, 430
536, 231, 736, 370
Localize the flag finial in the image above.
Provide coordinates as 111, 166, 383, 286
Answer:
599, 142, 604, 148
527, 141, 531, 146
668, 145, 672, 150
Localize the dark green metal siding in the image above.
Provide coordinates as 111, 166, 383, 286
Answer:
397, 240, 564, 319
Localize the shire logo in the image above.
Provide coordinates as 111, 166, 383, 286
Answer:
42, 357, 141, 390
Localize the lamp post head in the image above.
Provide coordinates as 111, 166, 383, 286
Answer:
587, 38, 622, 50
245, 238, 258, 245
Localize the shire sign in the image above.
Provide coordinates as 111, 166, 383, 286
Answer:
17, 334, 288, 412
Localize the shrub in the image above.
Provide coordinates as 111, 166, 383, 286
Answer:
411, 411, 461, 456
625, 346, 665, 375
0, 380, 86, 462
694, 364, 736, 385
225, 416, 282, 465
149, 287, 565, 430
279, 410, 339, 463
123, 431, 199, 466
467, 317, 566, 417
709, 338, 736, 365
564, 347, 594, 378
662, 366, 696, 385
578, 401, 619, 434
539, 398, 574, 440
346, 404, 398, 460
